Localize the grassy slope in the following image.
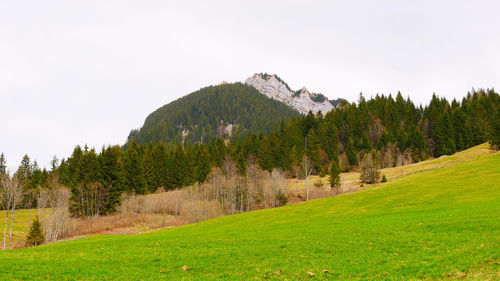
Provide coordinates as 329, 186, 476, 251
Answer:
291, 143, 496, 193
0, 209, 39, 249
0, 150, 499, 280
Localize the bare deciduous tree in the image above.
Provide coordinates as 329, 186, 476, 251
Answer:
302, 155, 314, 201
118, 164, 290, 223
1, 174, 23, 249
9, 176, 23, 238
290, 163, 302, 194
360, 152, 380, 184
34, 175, 74, 243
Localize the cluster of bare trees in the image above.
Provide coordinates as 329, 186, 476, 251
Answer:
69, 183, 108, 217
36, 177, 73, 243
0, 174, 23, 250
0, 172, 73, 249
120, 158, 289, 223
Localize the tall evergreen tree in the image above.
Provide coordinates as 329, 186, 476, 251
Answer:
491, 106, 500, 148
123, 139, 147, 194
0, 153, 6, 176
194, 145, 211, 183
346, 137, 357, 166
99, 146, 125, 213
329, 162, 340, 189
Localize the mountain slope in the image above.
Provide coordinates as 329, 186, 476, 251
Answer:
245, 73, 338, 114
127, 82, 300, 146
1, 147, 498, 280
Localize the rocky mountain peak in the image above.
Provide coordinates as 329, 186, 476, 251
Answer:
245, 73, 335, 115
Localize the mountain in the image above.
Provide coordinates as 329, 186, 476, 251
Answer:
245, 73, 338, 114
127, 82, 300, 146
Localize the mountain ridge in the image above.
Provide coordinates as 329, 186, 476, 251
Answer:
245, 73, 338, 114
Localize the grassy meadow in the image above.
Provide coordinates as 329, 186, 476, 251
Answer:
290, 143, 496, 195
0, 147, 498, 280
0, 209, 39, 249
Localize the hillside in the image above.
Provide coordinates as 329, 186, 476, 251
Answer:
291, 143, 496, 194
126, 83, 300, 146
1, 147, 498, 280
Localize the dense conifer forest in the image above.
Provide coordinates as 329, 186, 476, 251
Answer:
127, 83, 300, 147
1, 88, 499, 216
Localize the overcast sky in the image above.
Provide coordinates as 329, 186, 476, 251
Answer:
1, 0, 499, 170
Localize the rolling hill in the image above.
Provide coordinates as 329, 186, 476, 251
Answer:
126, 82, 300, 146
0, 145, 498, 280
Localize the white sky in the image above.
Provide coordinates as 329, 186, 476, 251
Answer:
1, 0, 499, 170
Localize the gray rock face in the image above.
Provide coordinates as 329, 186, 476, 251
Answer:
245, 73, 335, 114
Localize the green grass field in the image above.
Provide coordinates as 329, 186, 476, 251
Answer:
0, 149, 499, 280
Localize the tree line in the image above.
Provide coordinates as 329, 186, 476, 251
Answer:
1, 88, 499, 218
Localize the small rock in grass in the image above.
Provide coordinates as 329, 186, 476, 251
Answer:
322, 269, 329, 273
182, 265, 191, 271
307, 271, 315, 276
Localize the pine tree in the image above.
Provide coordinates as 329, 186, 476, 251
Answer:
124, 139, 147, 194
329, 162, 340, 189
322, 122, 339, 163
194, 145, 211, 183
152, 142, 169, 189
50, 156, 59, 173
26, 217, 45, 247
142, 144, 156, 192
258, 137, 274, 172
381, 175, 387, 182
492, 106, 500, 149
0, 153, 6, 175
16, 155, 32, 184
99, 146, 125, 213
235, 151, 247, 176
172, 143, 189, 187
346, 137, 357, 167
305, 129, 323, 174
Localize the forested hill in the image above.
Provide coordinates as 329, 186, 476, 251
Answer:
127, 83, 300, 146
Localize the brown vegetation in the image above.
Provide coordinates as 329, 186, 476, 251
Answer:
119, 159, 289, 223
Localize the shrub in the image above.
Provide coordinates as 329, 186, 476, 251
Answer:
360, 151, 380, 184
381, 175, 387, 182
276, 190, 288, 206
314, 179, 324, 189
26, 217, 45, 247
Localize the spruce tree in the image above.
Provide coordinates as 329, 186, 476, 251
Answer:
329, 162, 340, 189
0, 153, 6, 175
257, 137, 274, 172
99, 146, 125, 213
172, 143, 188, 187
26, 217, 45, 247
16, 155, 32, 184
194, 145, 211, 183
124, 139, 147, 194
346, 138, 357, 167
235, 151, 247, 176
142, 144, 156, 192
152, 142, 170, 189
492, 106, 500, 149
322, 122, 339, 163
